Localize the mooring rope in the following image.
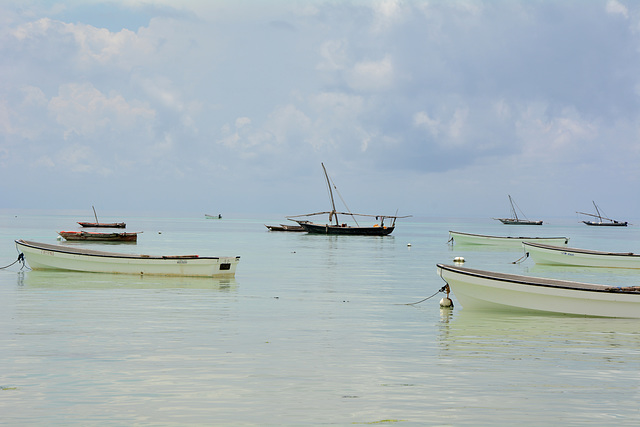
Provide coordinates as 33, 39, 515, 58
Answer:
0, 253, 27, 270
512, 252, 529, 264
400, 285, 448, 305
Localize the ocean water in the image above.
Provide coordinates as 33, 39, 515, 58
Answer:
1, 212, 639, 426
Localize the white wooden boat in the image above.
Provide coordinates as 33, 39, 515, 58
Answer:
493, 195, 542, 225
524, 242, 640, 269
449, 231, 569, 248
15, 239, 239, 277
437, 263, 640, 318
265, 224, 306, 232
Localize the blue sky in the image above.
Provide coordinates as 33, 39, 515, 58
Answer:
1, 0, 639, 220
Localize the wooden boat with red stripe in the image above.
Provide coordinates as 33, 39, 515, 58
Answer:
58, 231, 140, 242
77, 221, 126, 228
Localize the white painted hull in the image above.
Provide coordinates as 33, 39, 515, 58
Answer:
524, 242, 640, 269
450, 231, 569, 248
16, 240, 239, 277
437, 264, 640, 318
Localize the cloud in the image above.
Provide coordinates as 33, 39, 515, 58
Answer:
11, 17, 150, 70
317, 39, 348, 71
48, 82, 155, 139
606, 0, 628, 18
346, 55, 395, 91
1, 1, 640, 217
370, 0, 406, 33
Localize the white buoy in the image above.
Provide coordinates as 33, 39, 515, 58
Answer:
407, 243, 412, 247
453, 256, 465, 263
440, 297, 454, 308
56, 235, 62, 241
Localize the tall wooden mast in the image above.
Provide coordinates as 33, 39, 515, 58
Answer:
321, 162, 339, 226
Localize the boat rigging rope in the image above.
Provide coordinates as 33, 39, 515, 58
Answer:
328, 175, 360, 227
400, 285, 448, 305
0, 253, 28, 270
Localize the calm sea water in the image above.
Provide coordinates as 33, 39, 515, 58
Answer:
1, 212, 639, 426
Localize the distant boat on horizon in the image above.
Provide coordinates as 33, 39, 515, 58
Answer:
577, 201, 628, 226
493, 195, 543, 225
287, 163, 410, 236
58, 231, 140, 242
78, 206, 126, 228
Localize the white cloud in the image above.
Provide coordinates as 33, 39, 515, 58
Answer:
413, 107, 469, 146
346, 56, 394, 91
413, 111, 440, 137
516, 104, 598, 163
48, 82, 155, 139
370, 0, 405, 32
317, 39, 348, 71
12, 18, 151, 69
605, 0, 628, 19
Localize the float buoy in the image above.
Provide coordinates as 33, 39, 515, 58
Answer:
453, 256, 465, 263
439, 297, 454, 308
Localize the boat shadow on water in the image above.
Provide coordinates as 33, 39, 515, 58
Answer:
16, 270, 238, 291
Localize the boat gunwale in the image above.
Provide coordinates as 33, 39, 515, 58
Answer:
436, 263, 639, 294
16, 239, 238, 261
523, 241, 637, 257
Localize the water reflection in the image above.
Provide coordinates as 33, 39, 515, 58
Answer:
18, 270, 238, 291
438, 309, 640, 362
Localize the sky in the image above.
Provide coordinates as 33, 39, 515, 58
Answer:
1, 0, 639, 220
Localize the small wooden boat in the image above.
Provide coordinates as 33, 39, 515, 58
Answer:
265, 224, 306, 232
205, 214, 222, 219
524, 242, 640, 269
437, 263, 640, 318
449, 231, 569, 248
287, 163, 410, 236
292, 219, 399, 236
78, 221, 126, 228
577, 201, 627, 226
493, 195, 542, 225
16, 239, 240, 277
78, 206, 126, 228
58, 231, 140, 242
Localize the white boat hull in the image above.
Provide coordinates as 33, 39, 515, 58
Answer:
16, 240, 239, 277
524, 242, 640, 269
450, 231, 569, 248
437, 264, 640, 318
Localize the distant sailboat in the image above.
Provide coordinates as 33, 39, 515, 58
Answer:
493, 195, 543, 225
78, 206, 126, 228
287, 163, 410, 235
577, 202, 628, 226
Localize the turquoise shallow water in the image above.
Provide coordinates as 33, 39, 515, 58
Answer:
1, 212, 639, 425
